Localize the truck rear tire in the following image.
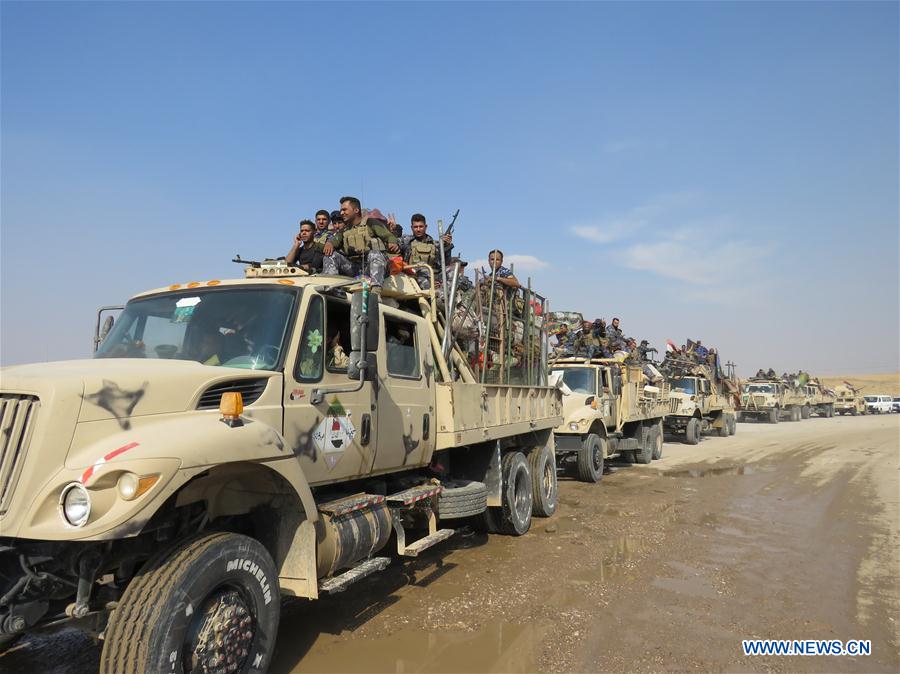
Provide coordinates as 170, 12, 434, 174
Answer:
101, 532, 280, 674
650, 421, 663, 460
801, 405, 810, 419
717, 417, 729, 437
497, 451, 532, 536
685, 418, 701, 445
437, 480, 489, 520
528, 444, 558, 517
728, 414, 737, 435
635, 424, 653, 464
576, 434, 605, 483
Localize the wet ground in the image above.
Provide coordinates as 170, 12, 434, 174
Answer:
3, 415, 898, 672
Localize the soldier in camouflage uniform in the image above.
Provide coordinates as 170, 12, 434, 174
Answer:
399, 213, 453, 289
320, 196, 399, 288
313, 209, 333, 245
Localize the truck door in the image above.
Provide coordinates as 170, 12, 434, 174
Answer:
373, 309, 434, 471
282, 293, 377, 483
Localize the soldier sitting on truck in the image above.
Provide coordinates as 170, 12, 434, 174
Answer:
399, 213, 454, 289
320, 196, 400, 289
313, 209, 333, 245
286, 220, 324, 273
485, 249, 522, 289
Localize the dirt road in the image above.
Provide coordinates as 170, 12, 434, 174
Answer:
3, 415, 898, 672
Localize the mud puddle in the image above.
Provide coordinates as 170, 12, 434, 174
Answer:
663, 464, 774, 478
277, 620, 549, 674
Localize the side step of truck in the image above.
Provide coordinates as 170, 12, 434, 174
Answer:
387, 484, 455, 558
319, 557, 391, 594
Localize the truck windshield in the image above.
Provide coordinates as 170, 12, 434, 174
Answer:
552, 367, 596, 395
671, 378, 696, 394
95, 287, 297, 370
744, 384, 774, 394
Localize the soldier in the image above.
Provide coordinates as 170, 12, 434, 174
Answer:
285, 220, 324, 273
755, 368, 766, 378
485, 250, 521, 289
606, 317, 627, 351
400, 213, 453, 289
638, 339, 657, 362
321, 196, 399, 289
313, 210, 332, 245
330, 210, 344, 232
553, 324, 576, 355
766, 368, 777, 379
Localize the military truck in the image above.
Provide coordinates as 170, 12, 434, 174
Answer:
549, 355, 671, 482
802, 379, 836, 418
738, 373, 811, 423
660, 353, 737, 444
833, 383, 866, 416
0, 260, 562, 671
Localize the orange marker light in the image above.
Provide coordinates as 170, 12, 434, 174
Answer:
169, 284, 181, 290
207, 280, 221, 286
187, 282, 201, 288
278, 279, 295, 285
220, 392, 244, 427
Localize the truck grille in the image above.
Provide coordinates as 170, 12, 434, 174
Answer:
0, 394, 40, 516
668, 398, 680, 414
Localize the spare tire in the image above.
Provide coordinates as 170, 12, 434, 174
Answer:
437, 480, 488, 520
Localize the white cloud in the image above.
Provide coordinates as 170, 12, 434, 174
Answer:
470, 254, 550, 272
621, 235, 772, 304
570, 191, 703, 244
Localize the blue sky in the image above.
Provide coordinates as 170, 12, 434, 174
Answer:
2, 1, 898, 375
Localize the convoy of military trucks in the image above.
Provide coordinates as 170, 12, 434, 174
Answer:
0, 259, 887, 672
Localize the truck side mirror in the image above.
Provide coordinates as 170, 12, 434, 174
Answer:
100, 315, 115, 341
350, 291, 380, 352
347, 351, 378, 382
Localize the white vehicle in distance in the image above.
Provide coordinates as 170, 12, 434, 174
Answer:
863, 395, 893, 414
892, 397, 900, 413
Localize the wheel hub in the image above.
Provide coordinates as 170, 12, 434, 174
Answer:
186, 589, 255, 674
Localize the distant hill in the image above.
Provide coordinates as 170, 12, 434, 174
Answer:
819, 373, 900, 397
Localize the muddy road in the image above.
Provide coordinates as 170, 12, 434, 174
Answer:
3, 415, 898, 673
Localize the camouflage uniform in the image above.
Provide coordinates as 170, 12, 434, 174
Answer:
400, 233, 453, 289
313, 229, 332, 246
321, 217, 397, 287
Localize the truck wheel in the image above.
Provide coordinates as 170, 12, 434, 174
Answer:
529, 444, 558, 517
650, 421, 663, 460
801, 405, 810, 419
684, 418, 701, 445
717, 418, 729, 437
437, 480, 489, 520
497, 451, 533, 536
736, 412, 743, 423
728, 414, 737, 435
101, 532, 279, 674
576, 434, 605, 483
769, 408, 779, 424
635, 424, 653, 464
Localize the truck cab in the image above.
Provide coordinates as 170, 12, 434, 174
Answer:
550, 356, 670, 482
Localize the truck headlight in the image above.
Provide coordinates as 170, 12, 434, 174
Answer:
568, 422, 579, 431
117, 472, 160, 501
59, 483, 91, 527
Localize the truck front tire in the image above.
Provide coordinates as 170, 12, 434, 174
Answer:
528, 444, 558, 517
685, 418, 701, 445
576, 434, 605, 483
769, 408, 779, 424
101, 532, 280, 674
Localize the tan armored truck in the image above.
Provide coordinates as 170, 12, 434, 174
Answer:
661, 355, 737, 444
549, 357, 671, 482
0, 261, 562, 671
738, 377, 805, 422
833, 383, 866, 416
802, 380, 836, 418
